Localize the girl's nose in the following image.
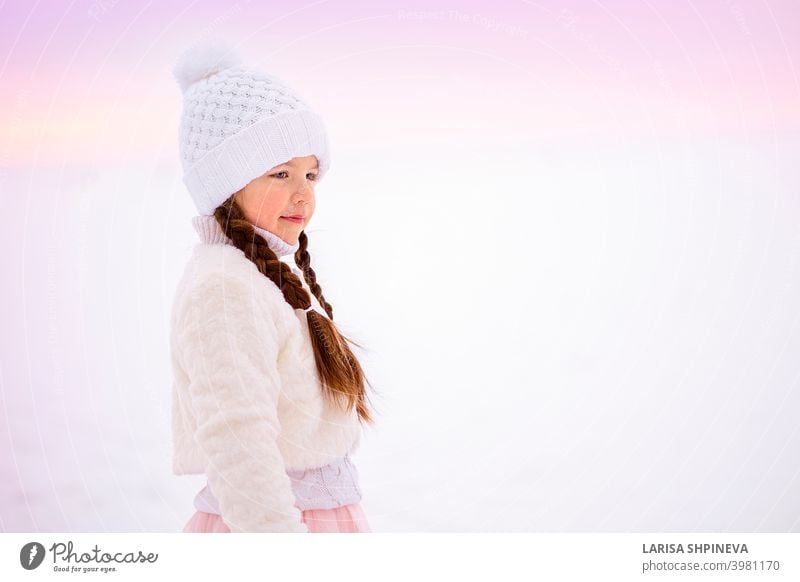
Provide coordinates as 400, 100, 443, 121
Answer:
294, 182, 314, 199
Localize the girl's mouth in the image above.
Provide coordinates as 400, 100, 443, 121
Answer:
281, 216, 304, 224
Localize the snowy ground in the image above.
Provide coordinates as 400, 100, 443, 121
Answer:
1, 135, 799, 532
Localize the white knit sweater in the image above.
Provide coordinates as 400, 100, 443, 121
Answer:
169, 216, 363, 533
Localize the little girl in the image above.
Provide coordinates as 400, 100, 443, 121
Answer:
168, 40, 376, 533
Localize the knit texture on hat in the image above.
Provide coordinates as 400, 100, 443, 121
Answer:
173, 40, 331, 215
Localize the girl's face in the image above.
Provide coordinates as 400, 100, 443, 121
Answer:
233, 154, 319, 245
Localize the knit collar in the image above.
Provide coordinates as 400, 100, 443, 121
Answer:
191, 215, 300, 257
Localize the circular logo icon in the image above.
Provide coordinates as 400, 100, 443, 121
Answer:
20, 542, 46, 570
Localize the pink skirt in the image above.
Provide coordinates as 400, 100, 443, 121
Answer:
182, 502, 371, 533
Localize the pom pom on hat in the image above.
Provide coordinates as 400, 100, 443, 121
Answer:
172, 39, 242, 93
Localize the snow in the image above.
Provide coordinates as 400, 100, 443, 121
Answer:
1, 134, 799, 532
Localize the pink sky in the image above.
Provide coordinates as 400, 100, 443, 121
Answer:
0, 0, 798, 165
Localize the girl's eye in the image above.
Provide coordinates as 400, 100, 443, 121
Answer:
271, 171, 318, 181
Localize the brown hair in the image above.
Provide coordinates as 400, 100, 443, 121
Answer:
213, 195, 376, 426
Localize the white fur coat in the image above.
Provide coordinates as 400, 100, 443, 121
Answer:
169, 242, 362, 533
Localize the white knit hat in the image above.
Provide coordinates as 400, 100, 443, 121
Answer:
172, 39, 331, 216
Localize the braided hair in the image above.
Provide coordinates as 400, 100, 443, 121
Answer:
213, 194, 376, 425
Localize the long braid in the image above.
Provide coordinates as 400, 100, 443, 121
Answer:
294, 230, 375, 423
213, 195, 376, 426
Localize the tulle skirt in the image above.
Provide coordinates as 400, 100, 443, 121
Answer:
182, 502, 370, 533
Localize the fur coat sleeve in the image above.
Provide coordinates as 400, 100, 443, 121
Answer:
174, 272, 308, 533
